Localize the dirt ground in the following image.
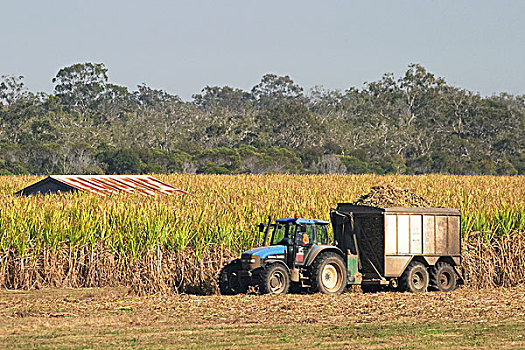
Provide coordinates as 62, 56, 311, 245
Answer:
1, 286, 524, 349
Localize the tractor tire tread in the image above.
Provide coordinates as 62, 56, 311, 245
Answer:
218, 261, 247, 295
258, 264, 290, 295
310, 252, 347, 295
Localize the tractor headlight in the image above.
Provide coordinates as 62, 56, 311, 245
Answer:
240, 254, 260, 269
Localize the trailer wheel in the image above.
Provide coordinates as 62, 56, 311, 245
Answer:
218, 261, 247, 295
258, 264, 290, 295
399, 261, 429, 292
311, 252, 347, 294
430, 262, 457, 292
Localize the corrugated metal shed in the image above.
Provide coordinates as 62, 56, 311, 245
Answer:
16, 175, 187, 197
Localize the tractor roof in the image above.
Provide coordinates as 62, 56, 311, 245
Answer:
275, 218, 329, 225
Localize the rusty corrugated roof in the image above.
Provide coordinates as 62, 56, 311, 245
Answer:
49, 175, 187, 196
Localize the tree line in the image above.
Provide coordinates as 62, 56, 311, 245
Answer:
1, 62, 524, 175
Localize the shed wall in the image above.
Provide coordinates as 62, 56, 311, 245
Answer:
19, 180, 75, 196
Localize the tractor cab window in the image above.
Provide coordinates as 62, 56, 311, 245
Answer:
271, 222, 295, 245
316, 224, 330, 245
296, 224, 315, 245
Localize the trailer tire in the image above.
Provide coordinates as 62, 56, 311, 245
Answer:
399, 261, 429, 292
218, 261, 247, 295
430, 262, 457, 292
258, 264, 290, 295
310, 252, 347, 294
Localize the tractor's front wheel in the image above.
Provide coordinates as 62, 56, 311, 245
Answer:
310, 252, 347, 294
218, 261, 247, 295
258, 264, 290, 295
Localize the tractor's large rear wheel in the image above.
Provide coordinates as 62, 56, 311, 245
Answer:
218, 261, 247, 295
258, 264, 290, 295
310, 252, 347, 294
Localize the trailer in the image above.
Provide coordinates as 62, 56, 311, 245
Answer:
332, 204, 463, 292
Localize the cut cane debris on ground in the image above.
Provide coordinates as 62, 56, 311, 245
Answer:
0, 287, 524, 349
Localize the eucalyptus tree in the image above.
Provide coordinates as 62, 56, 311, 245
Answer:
52, 62, 109, 116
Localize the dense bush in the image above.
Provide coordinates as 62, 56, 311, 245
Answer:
0, 63, 523, 175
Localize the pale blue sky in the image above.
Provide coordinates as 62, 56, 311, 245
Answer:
2, 0, 524, 100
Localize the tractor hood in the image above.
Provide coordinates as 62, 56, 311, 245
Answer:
243, 245, 286, 259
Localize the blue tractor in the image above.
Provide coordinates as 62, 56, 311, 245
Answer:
218, 216, 347, 295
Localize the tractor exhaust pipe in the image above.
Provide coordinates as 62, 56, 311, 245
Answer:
262, 216, 272, 246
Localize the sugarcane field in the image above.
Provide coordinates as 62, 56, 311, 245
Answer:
0, 174, 524, 348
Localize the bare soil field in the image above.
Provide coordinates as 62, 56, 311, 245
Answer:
1, 286, 524, 349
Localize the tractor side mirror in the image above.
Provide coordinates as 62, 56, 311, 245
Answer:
258, 223, 266, 232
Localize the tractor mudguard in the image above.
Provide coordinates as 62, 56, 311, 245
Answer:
304, 245, 345, 267
264, 259, 290, 272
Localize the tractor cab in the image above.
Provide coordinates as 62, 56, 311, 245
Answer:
268, 218, 330, 267
270, 218, 330, 247
241, 217, 330, 269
